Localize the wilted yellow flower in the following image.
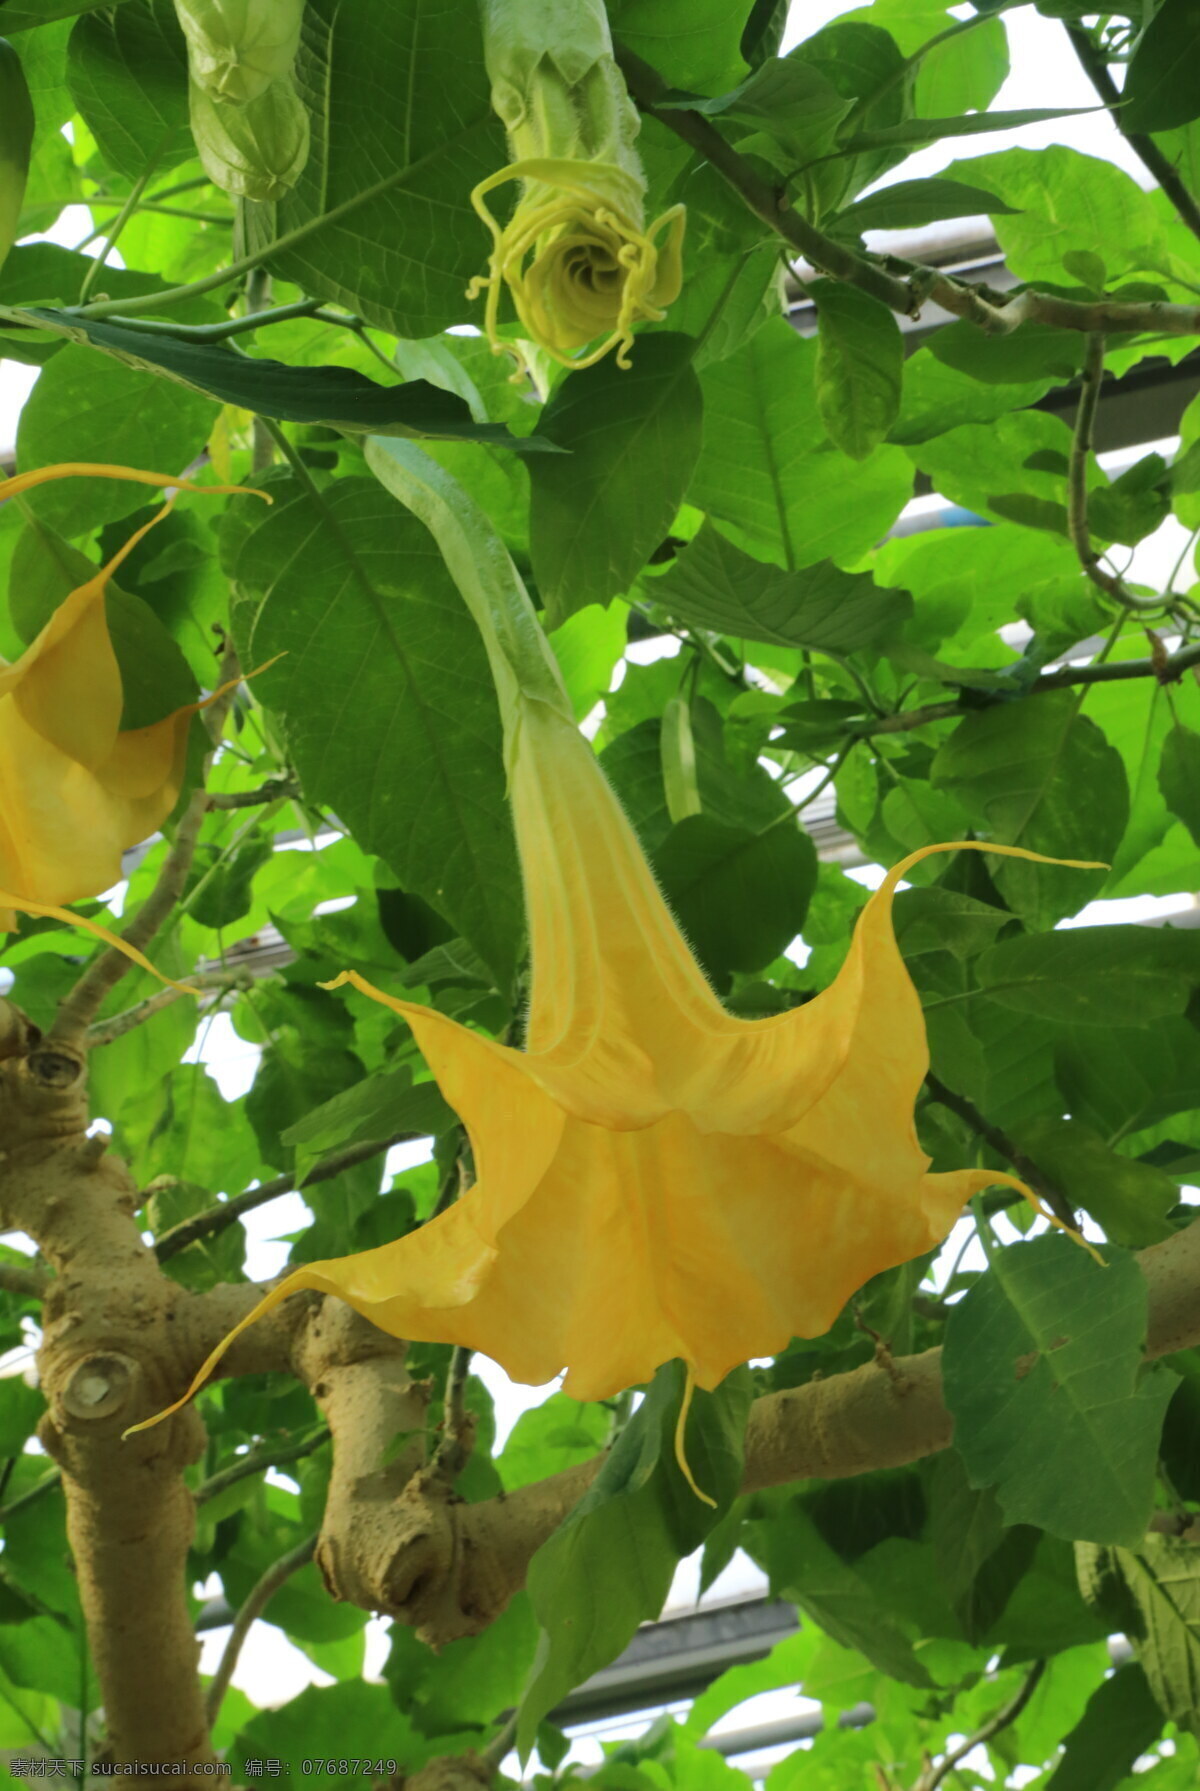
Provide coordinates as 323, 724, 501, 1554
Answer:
0, 463, 264, 955
469, 158, 685, 372
135, 695, 1094, 1482
469, 0, 685, 370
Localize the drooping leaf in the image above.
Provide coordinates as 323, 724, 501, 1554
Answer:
12, 308, 558, 450
943, 1235, 1178, 1545
225, 476, 523, 984
812, 279, 903, 460
931, 693, 1128, 928
528, 332, 703, 625
830, 176, 1015, 236
1122, 0, 1200, 133
517, 1363, 753, 1759
1043, 1661, 1164, 1790
65, 0, 190, 180
652, 522, 911, 652
261, 0, 505, 338
690, 317, 913, 570
281, 1064, 454, 1182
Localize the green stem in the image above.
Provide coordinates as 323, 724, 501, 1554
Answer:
69, 161, 435, 321
93, 298, 324, 340
78, 134, 170, 305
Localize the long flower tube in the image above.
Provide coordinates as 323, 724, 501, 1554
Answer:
131, 446, 1102, 1501
0, 464, 267, 961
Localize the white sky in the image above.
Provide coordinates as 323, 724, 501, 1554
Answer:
0, 5, 1189, 1767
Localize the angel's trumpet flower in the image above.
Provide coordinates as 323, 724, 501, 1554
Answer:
468, 0, 685, 371
0, 464, 266, 964
132, 446, 1100, 1500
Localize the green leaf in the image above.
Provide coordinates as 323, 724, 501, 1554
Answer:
840, 103, 1097, 153
931, 694, 1127, 928
1104, 1536, 1200, 1737
763, 1500, 933, 1686
652, 812, 816, 981
15, 342, 216, 536
1043, 1661, 1164, 1790
231, 1681, 466, 1784
281, 1064, 454, 1182
247, 1037, 364, 1171
690, 317, 913, 571
1159, 723, 1200, 849
652, 522, 910, 652
16, 308, 557, 450
263, 0, 505, 338
0, 1375, 45, 1455
1089, 453, 1171, 547
1056, 1017, 1200, 1142
65, 0, 190, 181
1015, 1117, 1178, 1247
892, 885, 1011, 960
812, 280, 903, 460
942, 1235, 1178, 1545
927, 319, 1085, 386
497, 1394, 610, 1492
973, 925, 1200, 1026
659, 52, 851, 166
1122, 0, 1200, 133
1, 0, 132, 27
517, 1362, 753, 1760
528, 333, 704, 625
830, 176, 1015, 236
226, 476, 523, 985
941, 145, 1166, 283
927, 1450, 1034, 1642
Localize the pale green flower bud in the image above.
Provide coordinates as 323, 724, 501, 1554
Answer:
173, 0, 305, 106
188, 74, 309, 202
470, 0, 685, 373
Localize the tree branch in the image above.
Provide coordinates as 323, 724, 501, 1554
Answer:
194, 1427, 331, 1507
924, 1074, 1076, 1230
208, 778, 300, 810
1066, 24, 1200, 246
0, 1261, 49, 1301
364, 1215, 1200, 1645
915, 1659, 1046, 1791
204, 1530, 317, 1726
86, 972, 249, 1048
615, 45, 1200, 340
153, 1132, 420, 1263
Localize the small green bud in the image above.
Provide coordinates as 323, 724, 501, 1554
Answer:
188, 74, 309, 201
173, 0, 305, 106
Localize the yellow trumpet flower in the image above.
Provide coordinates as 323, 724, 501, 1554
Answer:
0, 464, 265, 955
132, 689, 1099, 1485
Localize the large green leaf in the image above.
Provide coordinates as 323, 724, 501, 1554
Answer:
15, 341, 216, 536
281, 1064, 454, 1182
1100, 1536, 1200, 1737
689, 316, 913, 570
1159, 722, 1200, 849
65, 0, 190, 181
653, 521, 910, 652
11, 307, 556, 449
830, 175, 1015, 236
943, 1235, 1177, 1545
529, 333, 704, 625
262, 0, 505, 338
841, 104, 1099, 155
225, 476, 523, 984
763, 1500, 933, 1686
659, 52, 851, 165
931, 694, 1128, 928
1122, 0, 1200, 133
1015, 1116, 1177, 1247
652, 812, 816, 981
1056, 1017, 1200, 1142
812, 279, 903, 460
517, 1363, 753, 1759
1043, 1661, 1164, 1790
972, 925, 1200, 1026
941, 144, 1167, 282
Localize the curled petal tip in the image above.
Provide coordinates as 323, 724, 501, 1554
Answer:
0, 462, 273, 505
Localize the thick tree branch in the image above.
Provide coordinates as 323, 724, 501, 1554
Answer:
1066, 24, 1200, 246
616, 45, 1200, 340
153, 1131, 421, 1263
